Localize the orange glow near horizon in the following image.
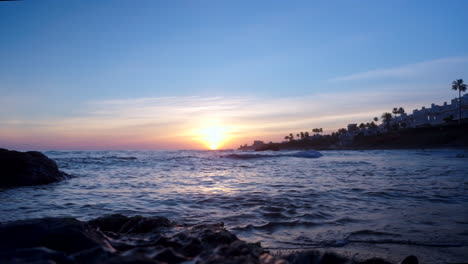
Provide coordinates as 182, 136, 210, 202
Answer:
198, 126, 229, 150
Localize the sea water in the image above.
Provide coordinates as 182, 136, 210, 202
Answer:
1, 149, 467, 263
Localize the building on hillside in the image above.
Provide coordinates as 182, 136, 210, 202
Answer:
339, 94, 468, 145
394, 94, 468, 128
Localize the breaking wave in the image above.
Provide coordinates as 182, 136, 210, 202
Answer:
222, 150, 322, 160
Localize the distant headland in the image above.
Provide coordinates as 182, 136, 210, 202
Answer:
240, 80, 468, 151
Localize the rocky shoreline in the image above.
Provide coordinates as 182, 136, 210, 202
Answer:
0, 214, 418, 264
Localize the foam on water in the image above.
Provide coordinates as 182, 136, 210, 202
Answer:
0, 149, 467, 263
222, 150, 322, 159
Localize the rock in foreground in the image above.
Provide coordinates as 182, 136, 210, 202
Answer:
0, 148, 68, 188
0, 214, 418, 264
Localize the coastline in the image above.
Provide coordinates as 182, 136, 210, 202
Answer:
240, 123, 468, 152
0, 214, 420, 264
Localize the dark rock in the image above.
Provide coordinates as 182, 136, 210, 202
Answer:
357, 257, 392, 264
400, 255, 418, 264
88, 214, 132, 233
103, 255, 161, 264
182, 223, 238, 247
285, 250, 351, 264
0, 215, 407, 264
119, 215, 172, 234
71, 246, 116, 264
0, 217, 114, 254
0, 247, 74, 264
89, 214, 172, 234
152, 248, 187, 263
202, 240, 266, 264
0, 148, 68, 188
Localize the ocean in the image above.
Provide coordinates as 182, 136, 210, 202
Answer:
1, 149, 467, 263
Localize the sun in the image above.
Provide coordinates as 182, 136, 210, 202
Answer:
199, 126, 228, 150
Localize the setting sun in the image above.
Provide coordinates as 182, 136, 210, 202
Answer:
199, 126, 228, 150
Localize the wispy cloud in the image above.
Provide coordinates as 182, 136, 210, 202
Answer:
3, 53, 465, 151
329, 56, 468, 82
1, 86, 447, 150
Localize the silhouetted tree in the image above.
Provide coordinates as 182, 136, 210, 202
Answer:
304, 131, 309, 138
289, 133, 294, 141
373, 117, 378, 122
300, 132, 305, 139
392, 107, 405, 119
359, 123, 366, 129
381, 112, 393, 131
398, 107, 405, 115
452, 79, 467, 124
313, 128, 323, 135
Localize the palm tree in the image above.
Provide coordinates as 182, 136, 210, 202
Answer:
452, 79, 467, 124
398, 107, 405, 116
392, 107, 399, 117
338, 128, 347, 134
373, 117, 378, 122
381, 112, 393, 131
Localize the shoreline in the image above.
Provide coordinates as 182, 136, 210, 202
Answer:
240, 123, 468, 152
0, 214, 420, 264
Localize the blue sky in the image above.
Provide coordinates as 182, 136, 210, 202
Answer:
1, 0, 467, 149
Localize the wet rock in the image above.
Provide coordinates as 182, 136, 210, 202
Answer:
0, 215, 415, 264
357, 257, 392, 264
0, 217, 114, 254
284, 250, 396, 264
153, 248, 187, 263
104, 255, 161, 264
285, 251, 350, 264
0, 247, 74, 264
71, 246, 116, 264
88, 214, 172, 234
88, 214, 134, 233
119, 215, 172, 234
0, 148, 68, 188
400, 255, 418, 264
201, 239, 266, 264
179, 223, 238, 247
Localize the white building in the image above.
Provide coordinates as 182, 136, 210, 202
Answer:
396, 94, 468, 127
340, 94, 468, 145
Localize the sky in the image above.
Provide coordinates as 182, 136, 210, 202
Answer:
1, 0, 467, 150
